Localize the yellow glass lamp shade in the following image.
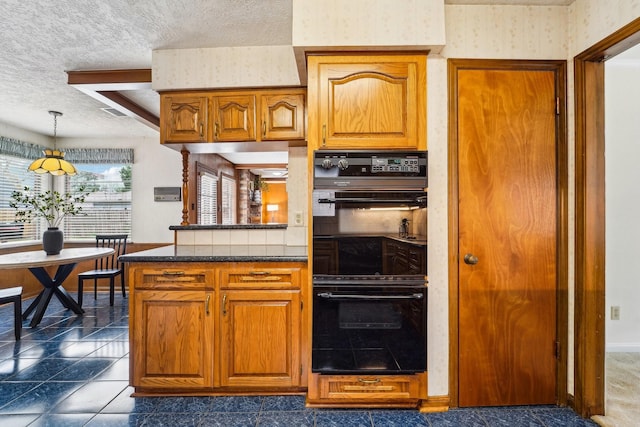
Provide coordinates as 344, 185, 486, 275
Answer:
28, 149, 77, 176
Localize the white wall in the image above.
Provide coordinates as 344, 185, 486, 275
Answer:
0, 121, 53, 146
605, 57, 640, 352
59, 136, 182, 244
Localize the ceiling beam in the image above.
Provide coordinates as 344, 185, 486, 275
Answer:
67, 69, 159, 131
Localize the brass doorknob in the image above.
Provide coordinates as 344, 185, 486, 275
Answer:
464, 253, 479, 265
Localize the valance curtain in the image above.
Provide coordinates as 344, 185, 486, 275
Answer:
0, 136, 134, 164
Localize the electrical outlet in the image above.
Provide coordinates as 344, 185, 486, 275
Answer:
294, 211, 304, 226
611, 306, 620, 320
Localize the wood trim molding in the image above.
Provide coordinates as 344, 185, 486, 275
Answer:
419, 395, 450, 413
573, 16, 640, 418
447, 58, 568, 408
66, 69, 159, 130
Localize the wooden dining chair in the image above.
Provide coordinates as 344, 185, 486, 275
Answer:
77, 234, 128, 307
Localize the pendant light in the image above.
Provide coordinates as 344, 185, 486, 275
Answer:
28, 111, 77, 176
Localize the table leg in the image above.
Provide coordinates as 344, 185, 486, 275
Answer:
22, 292, 43, 320
25, 263, 83, 327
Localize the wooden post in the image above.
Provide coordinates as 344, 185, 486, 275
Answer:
181, 148, 190, 226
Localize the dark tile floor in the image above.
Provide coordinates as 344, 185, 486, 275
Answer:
0, 292, 597, 426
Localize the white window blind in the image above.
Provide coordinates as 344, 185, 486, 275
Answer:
221, 174, 236, 225
198, 171, 218, 225
64, 163, 132, 239
0, 154, 45, 243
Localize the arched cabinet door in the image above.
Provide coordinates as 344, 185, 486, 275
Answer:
261, 93, 305, 141
211, 95, 256, 142
161, 94, 208, 143
307, 54, 426, 150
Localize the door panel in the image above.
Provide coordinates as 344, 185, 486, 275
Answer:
457, 68, 557, 406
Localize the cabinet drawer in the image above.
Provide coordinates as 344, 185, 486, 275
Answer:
135, 268, 213, 290
318, 375, 426, 400
220, 267, 300, 289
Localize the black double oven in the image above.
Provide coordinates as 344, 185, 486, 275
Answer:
311, 150, 428, 375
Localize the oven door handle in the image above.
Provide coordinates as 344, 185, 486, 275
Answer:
317, 198, 424, 204
316, 292, 424, 300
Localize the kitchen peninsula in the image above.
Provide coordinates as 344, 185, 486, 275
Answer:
120, 234, 308, 395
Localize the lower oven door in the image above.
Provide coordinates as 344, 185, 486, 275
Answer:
312, 284, 427, 374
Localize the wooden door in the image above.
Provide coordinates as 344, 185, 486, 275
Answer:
220, 289, 301, 388
455, 66, 558, 406
132, 290, 214, 389
212, 95, 256, 141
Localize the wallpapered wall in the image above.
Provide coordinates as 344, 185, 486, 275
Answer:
50, 0, 640, 399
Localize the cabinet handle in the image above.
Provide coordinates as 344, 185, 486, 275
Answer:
322, 124, 326, 146
249, 271, 270, 276
205, 294, 210, 315
199, 122, 204, 138
222, 294, 227, 316
215, 123, 219, 140
262, 120, 266, 138
162, 271, 185, 276
357, 378, 381, 384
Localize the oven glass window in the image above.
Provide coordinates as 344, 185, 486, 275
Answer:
312, 286, 427, 374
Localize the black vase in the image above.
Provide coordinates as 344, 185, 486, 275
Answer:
42, 227, 64, 255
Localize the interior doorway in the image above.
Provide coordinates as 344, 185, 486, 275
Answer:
574, 17, 640, 418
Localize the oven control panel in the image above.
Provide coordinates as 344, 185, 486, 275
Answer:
314, 151, 427, 177
370, 157, 421, 173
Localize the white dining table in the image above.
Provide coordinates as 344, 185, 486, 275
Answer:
0, 247, 114, 327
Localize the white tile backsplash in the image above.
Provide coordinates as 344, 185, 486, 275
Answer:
194, 230, 214, 245
176, 230, 195, 245
228, 229, 250, 245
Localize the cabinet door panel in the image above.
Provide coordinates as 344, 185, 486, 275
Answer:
132, 290, 213, 388
330, 70, 406, 137
220, 290, 300, 387
309, 55, 426, 150
161, 95, 207, 142
212, 95, 256, 141
261, 93, 305, 140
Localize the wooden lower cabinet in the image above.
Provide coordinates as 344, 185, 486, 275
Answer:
220, 289, 301, 388
132, 289, 214, 389
129, 261, 307, 395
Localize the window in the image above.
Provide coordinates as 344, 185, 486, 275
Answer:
220, 174, 236, 225
64, 163, 132, 239
0, 153, 45, 242
198, 170, 218, 225
0, 140, 133, 242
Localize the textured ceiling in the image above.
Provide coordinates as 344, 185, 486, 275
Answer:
0, 0, 292, 139
0, 0, 597, 144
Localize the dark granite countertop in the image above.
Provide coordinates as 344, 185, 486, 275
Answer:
169, 224, 287, 230
119, 244, 307, 263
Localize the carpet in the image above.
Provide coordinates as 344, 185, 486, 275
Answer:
592, 352, 640, 427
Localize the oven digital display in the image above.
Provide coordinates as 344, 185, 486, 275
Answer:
371, 157, 421, 173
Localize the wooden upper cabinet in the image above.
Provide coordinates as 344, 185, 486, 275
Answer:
307, 54, 426, 150
161, 94, 208, 143
212, 94, 256, 141
261, 92, 305, 141
159, 88, 306, 144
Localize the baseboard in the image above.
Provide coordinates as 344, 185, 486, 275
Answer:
605, 344, 640, 352
419, 395, 449, 413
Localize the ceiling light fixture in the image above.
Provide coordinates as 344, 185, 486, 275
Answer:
28, 111, 77, 176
